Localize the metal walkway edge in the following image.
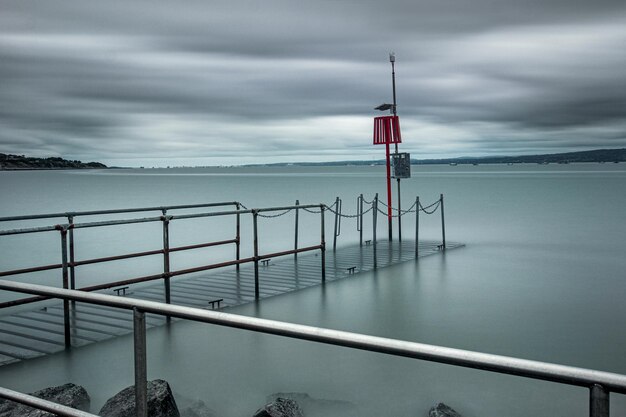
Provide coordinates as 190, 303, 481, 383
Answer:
0, 240, 463, 366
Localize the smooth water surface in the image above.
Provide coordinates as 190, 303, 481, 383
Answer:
0, 164, 625, 416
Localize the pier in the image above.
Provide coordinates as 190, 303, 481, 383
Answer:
0, 195, 456, 366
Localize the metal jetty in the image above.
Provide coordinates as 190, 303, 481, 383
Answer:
0, 195, 454, 366
1, 199, 624, 417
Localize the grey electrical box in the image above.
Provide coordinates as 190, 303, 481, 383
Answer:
391, 152, 411, 179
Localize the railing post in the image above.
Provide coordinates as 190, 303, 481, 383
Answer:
253, 210, 260, 300
397, 179, 402, 242
358, 194, 363, 247
161, 211, 171, 305
67, 215, 76, 290
332, 197, 340, 251
373, 194, 378, 269
294, 200, 299, 259
415, 196, 420, 258
133, 308, 148, 417
590, 384, 609, 417
236, 203, 241, 271
320, 204, 326, 283
59, 226, 71, 349
440, 193, 446, 249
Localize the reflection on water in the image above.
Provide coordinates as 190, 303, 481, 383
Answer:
0, 164, 625, 416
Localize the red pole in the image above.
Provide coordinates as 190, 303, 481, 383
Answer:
385, 142, 392, 241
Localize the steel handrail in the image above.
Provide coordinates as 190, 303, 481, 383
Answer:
0, 386, 98, 417
1, 280, 625, 401
0, 201, 241, 223
0, 203, 327, 310
0, 204, 324, 236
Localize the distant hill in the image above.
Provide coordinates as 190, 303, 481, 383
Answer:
0, 153, 107, 170
246, 148, 626, 167
416, 148, 626, 165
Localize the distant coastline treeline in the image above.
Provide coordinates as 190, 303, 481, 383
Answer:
248, 148, 626, 167
0, 153, 107, 170
1, 148, 624, 170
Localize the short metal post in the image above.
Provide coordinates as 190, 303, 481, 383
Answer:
60, 227, 71, 349
67, 215, 76, 290
320, 204, 326, 283
397, 178, 402, 242
373, 194, 378, 269
133, 308, 148, 417
333, 197, 340, 251
358, 194, 364, 246
253, 210, 260, 300
440, 193, 446, 249
161, 212, 171, 304
294, 200, 299, 259
415, 196, 420, 258
590, 384, 609, 417
236, 203, 241, 271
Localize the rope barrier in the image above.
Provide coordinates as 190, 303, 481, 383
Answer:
301, 207, 323, 214
235, 196, 439, 218
419, 200, 441, 215
325, 204, 374, 218
257, 209, 294, 218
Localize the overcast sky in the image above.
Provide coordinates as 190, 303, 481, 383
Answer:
1, 0, 625, 167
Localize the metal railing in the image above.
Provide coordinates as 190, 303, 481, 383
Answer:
0, 203, 327, 348
0, 386, 98, 417
0, 201, 242, 299
0, 280, 624, 417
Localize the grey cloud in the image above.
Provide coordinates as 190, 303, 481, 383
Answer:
0, 0, 625, 165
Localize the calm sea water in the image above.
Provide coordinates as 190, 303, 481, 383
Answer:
0, 164, 625, 416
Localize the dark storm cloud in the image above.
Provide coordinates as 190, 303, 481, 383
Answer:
0, 0, 625, 165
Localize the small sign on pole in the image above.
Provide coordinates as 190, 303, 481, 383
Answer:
391, 152, 411, 179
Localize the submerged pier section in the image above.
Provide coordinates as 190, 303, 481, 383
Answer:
0, 197, 457, 366
0, 239, 461, 366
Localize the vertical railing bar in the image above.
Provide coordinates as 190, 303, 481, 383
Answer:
590, 384, 610, 417
60, 227, 71, 349
332, 196, 339, 251
236, 203, 241, 271
397, 179, 402, 242
161, 210, 171, 305
294, 200, 299, 259
253, 210, 260, 300
320, 204, 326, 283
338, 198, 342, 236
373, 193, 378, 269
440, 193, 446, 249
415, 196, 419, 258
67, 215, 76, 290
133, 308, 148, 417
358, 194, 363, 246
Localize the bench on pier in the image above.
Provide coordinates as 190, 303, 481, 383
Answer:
208, 298, 223, 309
437, 244, 445, 250
113, 286, 129, 296
365, 240, 372, 246
261, 259, 271, 266
346, 266, 357, 274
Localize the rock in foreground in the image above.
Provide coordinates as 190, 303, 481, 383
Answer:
429, 402, 463, 417
99, 379, 179, 417
0, 383, 90, 417
252, 397, 303, 417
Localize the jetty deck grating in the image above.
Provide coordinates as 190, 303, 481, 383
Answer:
0, 240, 463, 366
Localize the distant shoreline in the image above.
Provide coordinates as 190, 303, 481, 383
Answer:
1, 148, 624, 170
0, 153, 107, 170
